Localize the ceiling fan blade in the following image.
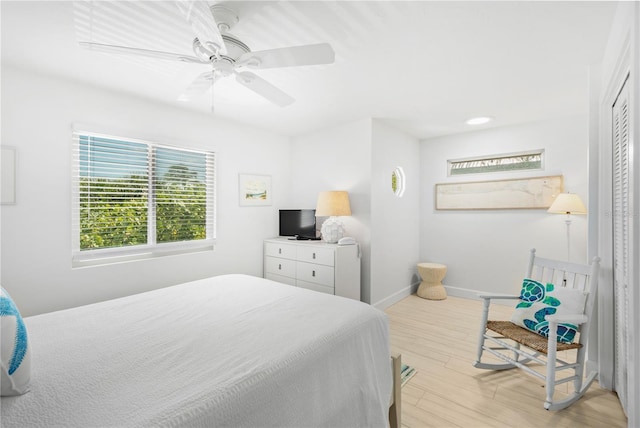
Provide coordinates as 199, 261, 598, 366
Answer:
177, 71, 216, 102
79, 42, 208, 64
235, 71, 294, 107
236, 43, 335, 70
175, 0, 226, 56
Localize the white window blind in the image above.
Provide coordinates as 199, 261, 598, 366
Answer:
72, 131, 216, 265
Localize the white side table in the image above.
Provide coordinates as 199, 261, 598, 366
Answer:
417, 262, 447, 300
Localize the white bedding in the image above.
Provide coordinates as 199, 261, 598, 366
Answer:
0, 274, 392, 427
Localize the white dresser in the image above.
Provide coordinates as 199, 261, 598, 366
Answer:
263, 238, 361, 301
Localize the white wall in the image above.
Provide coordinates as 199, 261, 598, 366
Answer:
290, 119, 421, 308
290, 119, 373, 302
420, 116, 589, 298
1, 66, 291, 316
370, 120, 420, 307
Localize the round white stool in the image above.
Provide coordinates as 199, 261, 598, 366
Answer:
417, 262, 447, 300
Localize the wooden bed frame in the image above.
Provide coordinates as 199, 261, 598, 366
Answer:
389, 353, 402, 428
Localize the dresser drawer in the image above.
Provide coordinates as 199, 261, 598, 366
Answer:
297, 280, 334, 295
265, 242, 296, 259
296, 246, 334, 266
265, 256, 296, 278
263, 238, 360, 301
296, 261, 334, 287
266, 273, 297, 287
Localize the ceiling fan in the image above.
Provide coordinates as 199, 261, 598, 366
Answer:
79, 0, 335, 108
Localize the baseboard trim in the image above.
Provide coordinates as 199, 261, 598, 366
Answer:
442, 285, 478, 300
373, 282, 419, 310
374, 284, 517, 310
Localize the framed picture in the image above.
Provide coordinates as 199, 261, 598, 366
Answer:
1, 147, 16, 204
435, 175, 563, 210
238, 174, 271, 206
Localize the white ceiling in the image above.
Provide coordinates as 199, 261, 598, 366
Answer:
1, 1, 618, 139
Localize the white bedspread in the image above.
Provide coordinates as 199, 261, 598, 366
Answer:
1, 274, 392, 427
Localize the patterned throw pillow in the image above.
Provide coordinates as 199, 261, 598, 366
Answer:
1, 287, 31, 396
510, 278, 587, 344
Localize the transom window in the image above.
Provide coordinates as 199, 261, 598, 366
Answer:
72, 131, 216, 266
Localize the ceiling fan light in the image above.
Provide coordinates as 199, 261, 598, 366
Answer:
193, 38, 214, 60
236, 72, 254, 85
203, 41, 223, 54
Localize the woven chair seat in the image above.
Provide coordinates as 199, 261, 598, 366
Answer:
486, 320, 582, 355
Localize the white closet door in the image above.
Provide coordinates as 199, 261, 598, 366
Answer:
612, 75, 630, 415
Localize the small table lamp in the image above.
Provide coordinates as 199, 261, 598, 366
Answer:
316, 191, 351, 243
548, 193, 587, 261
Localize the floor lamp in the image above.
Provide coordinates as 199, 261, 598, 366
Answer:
547, 193, 587, 262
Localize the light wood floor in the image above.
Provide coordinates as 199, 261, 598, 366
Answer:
385, 294, 628, 428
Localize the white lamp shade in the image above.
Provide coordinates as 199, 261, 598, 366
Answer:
315, 191, 352, 216
548, 193, 587, 214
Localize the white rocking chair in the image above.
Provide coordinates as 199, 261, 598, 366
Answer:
473, 249, 600, 410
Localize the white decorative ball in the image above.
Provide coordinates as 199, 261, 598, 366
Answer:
321, 217, 345, 243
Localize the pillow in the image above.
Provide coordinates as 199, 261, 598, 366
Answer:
1, 287, 30, 396
510, 278, 587, 344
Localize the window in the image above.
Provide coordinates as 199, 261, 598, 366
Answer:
447, 150, 544, 176
391, 166, 406, 197
72, 131, 215, 266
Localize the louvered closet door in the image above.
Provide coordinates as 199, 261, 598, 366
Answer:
612, 75, 630, 415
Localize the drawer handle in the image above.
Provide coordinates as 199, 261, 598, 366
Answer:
278, 248, 282, 254
312, 270, 316, 277
278, 264, 282, 270
312, 252, 316, 259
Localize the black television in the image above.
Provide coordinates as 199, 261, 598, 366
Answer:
279, 209, 317, 239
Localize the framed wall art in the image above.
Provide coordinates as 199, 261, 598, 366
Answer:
238, 174, 271, 206
435, 175, 563, 210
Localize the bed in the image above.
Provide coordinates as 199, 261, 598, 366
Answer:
1, 274, 398, 427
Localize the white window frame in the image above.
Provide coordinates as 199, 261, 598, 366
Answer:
447, 149, 545, 176
71, 130, 216, 267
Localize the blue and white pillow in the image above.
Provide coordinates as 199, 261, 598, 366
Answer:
510, 278, 587, 344
1, 287, 30, 396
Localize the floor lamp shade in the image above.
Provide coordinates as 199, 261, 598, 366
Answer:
547, 193, 587, 215
316, 191, 351, 243
548, 193, 586, 261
